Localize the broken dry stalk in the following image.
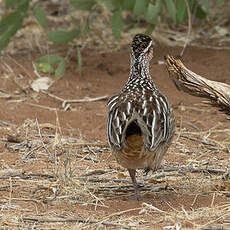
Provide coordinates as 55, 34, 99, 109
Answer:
165, 55, 230, 114
35, 118, 54, 161
22, 216, 131, 229
41, 90, 109, 110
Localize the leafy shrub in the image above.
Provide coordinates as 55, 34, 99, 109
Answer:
0, 0, 225, 77
70, 0, 224, 38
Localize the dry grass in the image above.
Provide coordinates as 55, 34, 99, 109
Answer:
0, 2, 230, 229
0, 115, 230, 229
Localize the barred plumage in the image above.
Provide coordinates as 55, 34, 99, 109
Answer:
107, 34, 175, 199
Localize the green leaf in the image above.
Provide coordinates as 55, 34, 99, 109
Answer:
46, 29, 80, 44
33, 5, 47, 28
36, 54, 63, 66
36, 62, 55, 74
77, 46, 82, 74
36, 55, 65, 77
176, 0, 187, 24
5, 0, 29, 8
16, 0, 30, 12
164, 0, 177, 23
133, 0, 148, 18
81, 17, 90, 36
199, 0, 209, 11
122, 0, 135, 10
111, 8, 123, 39
0, 0, 29, 53
195, 5, 206, 19
55, 58, 65, 78
71, 16, 80, 28
98, 0, 115, 10
217, 0, 224, 5
145, 1, 161, 25
4, 0, 15, 8
0, 12, 21, 52
110, 0, 124, 9
70, 0, 96, 10
187, 0, 195, 11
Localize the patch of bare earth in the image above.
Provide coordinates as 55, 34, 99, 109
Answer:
0, 45, 230, 229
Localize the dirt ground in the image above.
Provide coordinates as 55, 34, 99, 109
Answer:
0, 43, 230, 229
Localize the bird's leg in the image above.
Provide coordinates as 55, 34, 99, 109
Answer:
128, 169, 140, 200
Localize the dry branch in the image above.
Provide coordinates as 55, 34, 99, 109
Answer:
0, 168, 25, 177
86, 185, 168, 194
0, 173, 54, 180
0, 120, 15, 126
162, 164, 227, 175
35, 118, 54, 161
178, 133, 217, 147
75, 153, 99, 163
41, 90, 109, 110
81, 169, 107, 177
204, 227, 230, 230
165, 55, 230, 114
22, 217, 131, 229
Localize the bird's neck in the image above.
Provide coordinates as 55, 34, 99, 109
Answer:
129, 56, 151, 80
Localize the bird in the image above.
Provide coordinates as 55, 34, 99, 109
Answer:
107, 34, 175, 200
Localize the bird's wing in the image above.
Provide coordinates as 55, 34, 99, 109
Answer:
107, 95, 133, 150
139, 92, 175, 151
107, 92, 175, 152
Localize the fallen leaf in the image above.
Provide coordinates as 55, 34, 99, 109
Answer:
31, 77, 54, 92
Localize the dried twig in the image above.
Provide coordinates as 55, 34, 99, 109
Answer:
81, 170, 107, 177
0, 168, 25, 177
21, 146, 41, 160
87, 185, 168, 194
0, 91, 11, 98
84, 207, 142, 229
204, 227, 230, 230
0, 173, 54, 180
0, 120, 15, 126
180, 0, 192, 57
0, 185, 19, 190
62, 140, 107, 147
7, 55, 34, 79
26, 103, 57, 111
41, 91, 109, 110
35, 118, 54, 161
62, 95, 109, 103
22, 217, 131, 229
183, 121, 201, 131
178, 133, 217, 146
75, 153, 98, 163
162, 164, 227, 175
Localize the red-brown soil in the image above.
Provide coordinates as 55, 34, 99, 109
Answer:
0, 45, 230, 229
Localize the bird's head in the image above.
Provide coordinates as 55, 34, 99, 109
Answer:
131, 34, 153, 63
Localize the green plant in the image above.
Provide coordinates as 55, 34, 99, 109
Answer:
0, 0, 226, 77
70, 0, 225, 38
34, 3, 89, 78
0, 0, 88, 77
0, 0, 30, 52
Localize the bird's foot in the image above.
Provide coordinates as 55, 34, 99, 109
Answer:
128, 168, 141, 201
134, 187, 141, 201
